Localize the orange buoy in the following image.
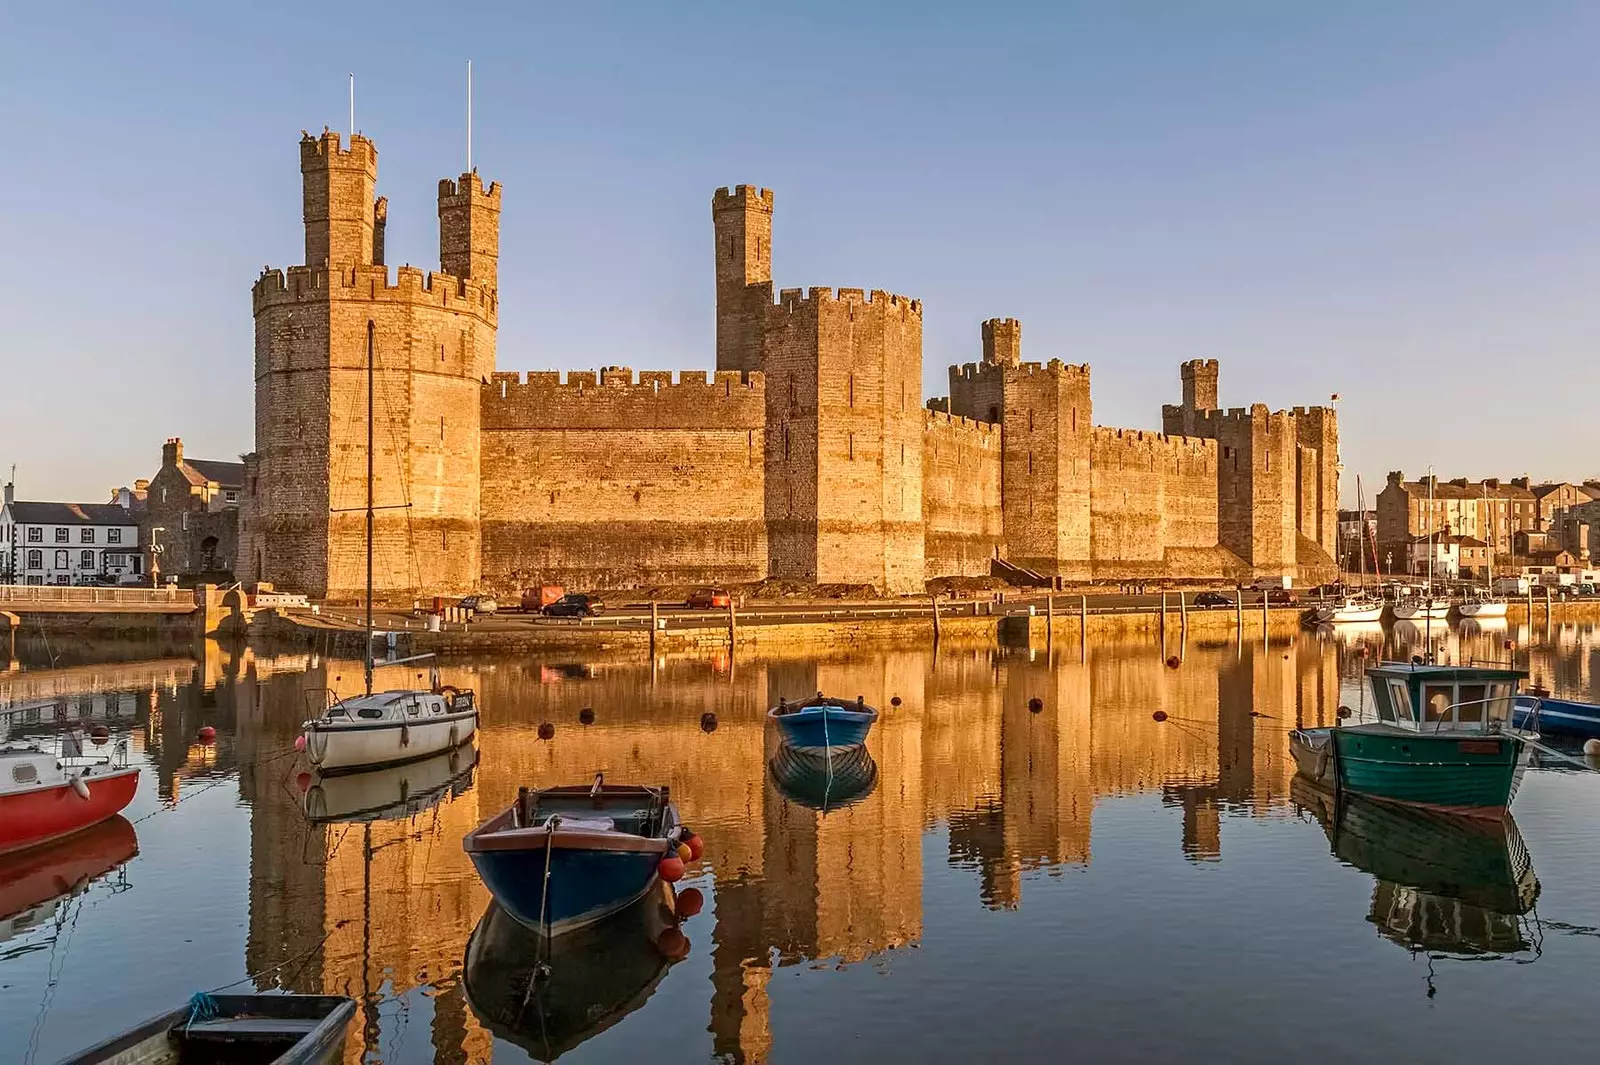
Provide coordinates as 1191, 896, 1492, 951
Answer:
197, 726, 217, 745
1027, 697, 1044, 714
890, 696, 902, 708
658, 856, 686, 883
676, 842, 692, 862
700, 712, 718, 734
675, 886, 705, 919
656, 928, 690, 959
1165, 655, 1181, 670
579, 707, 595, 726
684, 834, 705, 861
294, 734, 307, 752
296, 772, 313, 793
1152, 710, 1169, 723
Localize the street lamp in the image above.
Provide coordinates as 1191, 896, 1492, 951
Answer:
149, 526, 165, 589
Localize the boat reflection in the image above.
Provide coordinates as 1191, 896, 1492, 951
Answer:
768, 743, 879, 811
0, 816, 137, 947
302, 745, 479, 824
463, 884, 686, 1062
1293, 778, 1539, 956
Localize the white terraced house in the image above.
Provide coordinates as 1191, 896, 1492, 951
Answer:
0, 482, 142, 586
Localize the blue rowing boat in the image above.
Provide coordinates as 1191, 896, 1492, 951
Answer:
463, 777, 689, 936
768, 693, 879, 753
1513, 690, 1600, 740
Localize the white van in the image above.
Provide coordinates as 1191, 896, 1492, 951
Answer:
1492, 576, 1530, 596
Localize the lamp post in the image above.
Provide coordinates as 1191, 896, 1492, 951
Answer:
149, 526, 165, 589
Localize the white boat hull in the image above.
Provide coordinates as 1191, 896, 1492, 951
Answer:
1392, 600, 1450, 621
1314, 601, 1385, 623
306, 711, 477, 773
1458, 600, 1508, 619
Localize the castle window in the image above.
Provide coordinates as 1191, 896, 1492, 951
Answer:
441, 344, 446, 362
1028, 409, 1034, 432
633, 490, 641, 505
783, 423, 790, 460
549, 491, 557, 506
441, 530, 448, 550
1072, 408, 1077, 431
440, 416, 446, 441
1028, 452, 1034, 476
849, 374, 855, 408
849, 433, 855, 460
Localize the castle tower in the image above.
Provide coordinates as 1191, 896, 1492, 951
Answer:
246, 132, 498, 599
439, 172, 502, 287
712, 186, 774, 373
1181, 358, 1218, 412
981, 318, 1021, 367
300, 130, 377, 267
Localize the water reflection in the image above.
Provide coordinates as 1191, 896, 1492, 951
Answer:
0, 816, 136, 949
0, 619, 1595, 1062
464, 888, 685, 1062
1294, 779, 1541, 959
768, 744, 878, 811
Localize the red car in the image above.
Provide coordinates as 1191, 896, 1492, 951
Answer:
687, 587, 732, 609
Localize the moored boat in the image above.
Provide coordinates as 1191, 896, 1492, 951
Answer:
1289, 662, 1533, 818
464, 886, 686, 1063
60, 993, 356, 1065
0, 738, 140, 856
769, 742, 878, 810
300, 685, 477, 775
1457, 597, 1508, 619
1392, 596, 1450, 621
1513, 689, 1600, 740
768, 693, 879, 753
463, 777, 698, 936
1312, 596, 1385, 624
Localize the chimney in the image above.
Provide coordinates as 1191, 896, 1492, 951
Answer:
162, 437, 183, 468
2, 481, 12, 507
1484, 478, 1500, 490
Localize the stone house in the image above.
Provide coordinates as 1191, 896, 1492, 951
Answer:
141, 438, 244, 582
1377, 473, 1536, 572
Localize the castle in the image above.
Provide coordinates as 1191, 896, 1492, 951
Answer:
240, 132, 1339, 599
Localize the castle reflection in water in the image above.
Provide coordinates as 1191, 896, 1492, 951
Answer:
10, 616, 1591, 1063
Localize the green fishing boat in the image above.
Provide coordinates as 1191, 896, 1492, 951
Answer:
1289, 662, 1534, 819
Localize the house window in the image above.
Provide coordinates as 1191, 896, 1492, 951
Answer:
27, 527, 40, 543
224, 490, 238, 504
55, 550, 68, 569
55, 575, 69, 585
80, 550, 94, 569
81, 528, 94, 543
108, 528, 121, 544
26, 575, 42, 585
26, 549, 41, 569
55, 528, 68, 542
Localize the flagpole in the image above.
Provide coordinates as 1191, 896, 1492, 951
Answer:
466, 60, 473, 172
349, 73, 355, 138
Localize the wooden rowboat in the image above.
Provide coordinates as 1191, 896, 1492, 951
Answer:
60, 993, 356, 1065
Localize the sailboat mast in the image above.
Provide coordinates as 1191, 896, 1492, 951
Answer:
365, 319, 375, 697
1425, 466, 1435, 657
1356, 474, 1366, 588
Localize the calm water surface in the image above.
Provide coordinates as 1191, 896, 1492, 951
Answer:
2, 619, 1598, 1063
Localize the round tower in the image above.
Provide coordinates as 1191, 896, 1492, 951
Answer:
247, 132, 498, 599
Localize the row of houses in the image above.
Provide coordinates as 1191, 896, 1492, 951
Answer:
1, 440, 243, 586
1336, 471, 1600, 580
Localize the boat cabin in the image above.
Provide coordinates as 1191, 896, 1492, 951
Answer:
321, 688, 473, 723
1365, 663, 1526, 733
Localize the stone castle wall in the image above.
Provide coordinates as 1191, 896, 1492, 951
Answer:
921, 410, 1002, 578
479, 368, 767, 590
1088, 427, 1218, 573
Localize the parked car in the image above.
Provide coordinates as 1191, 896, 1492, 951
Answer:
543, 593, 604, 618
1265, 588, 1299, 606
461, 594, 498, 615
687, 587, 732, 609
1194, 591, 1231, 607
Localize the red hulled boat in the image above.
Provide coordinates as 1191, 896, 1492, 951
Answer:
0, 741, 140, 856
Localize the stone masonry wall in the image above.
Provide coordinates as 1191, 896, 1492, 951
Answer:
922, 410, 1002, 578
1001, 361, 1093, 580
1087, 428, 1217, 574
479, 369, 767, 591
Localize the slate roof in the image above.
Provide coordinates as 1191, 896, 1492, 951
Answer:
5, 501, 138, 526
180, 458, 244, 488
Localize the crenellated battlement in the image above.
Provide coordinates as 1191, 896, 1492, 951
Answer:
252, 263, 498, 321
299, 129, 376, 170
1017, 359, 1091, 379
712, 185, 775, 212
774, 285, 922, 319
1091, 425, 1214, 459
481, 367, 764, 430
439, 171, 503, 209
1181, 358, 1219, 371
923, 407, 1000, 438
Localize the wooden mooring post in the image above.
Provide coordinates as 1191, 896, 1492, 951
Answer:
1261, 591, 1269, 651
1160, 591, 1168, 653
650, 601, 659, 657
1235, 588, 1243, 640
1178, 590, 1187, 635
932, 594, 942, 644
727, 596, 737, 651
1046, 593, 1054, 651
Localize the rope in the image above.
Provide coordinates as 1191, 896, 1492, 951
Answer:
184, 992, 221, 1032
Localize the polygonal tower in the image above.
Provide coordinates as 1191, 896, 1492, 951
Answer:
244, 130, 499, 599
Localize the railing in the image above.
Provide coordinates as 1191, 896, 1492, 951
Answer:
0, 584, 187, 606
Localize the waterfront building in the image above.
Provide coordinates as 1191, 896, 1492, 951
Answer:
0, 481, 141, 585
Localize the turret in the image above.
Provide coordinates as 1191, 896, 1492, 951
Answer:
300, 130, 377, 267
439, 172, 502, 289
1180, 359, 1219, 411
981, 318, 1021, 367
712, 185, 774, 372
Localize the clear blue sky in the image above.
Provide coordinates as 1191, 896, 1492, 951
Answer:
3, 2, 1598, 506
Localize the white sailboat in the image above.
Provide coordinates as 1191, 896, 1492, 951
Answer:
299, 321, 478, 775
1315, 475, 1385, 623
1458, 500, 1508, 618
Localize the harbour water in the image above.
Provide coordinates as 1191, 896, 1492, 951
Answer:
2, 620, 1597, 1063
